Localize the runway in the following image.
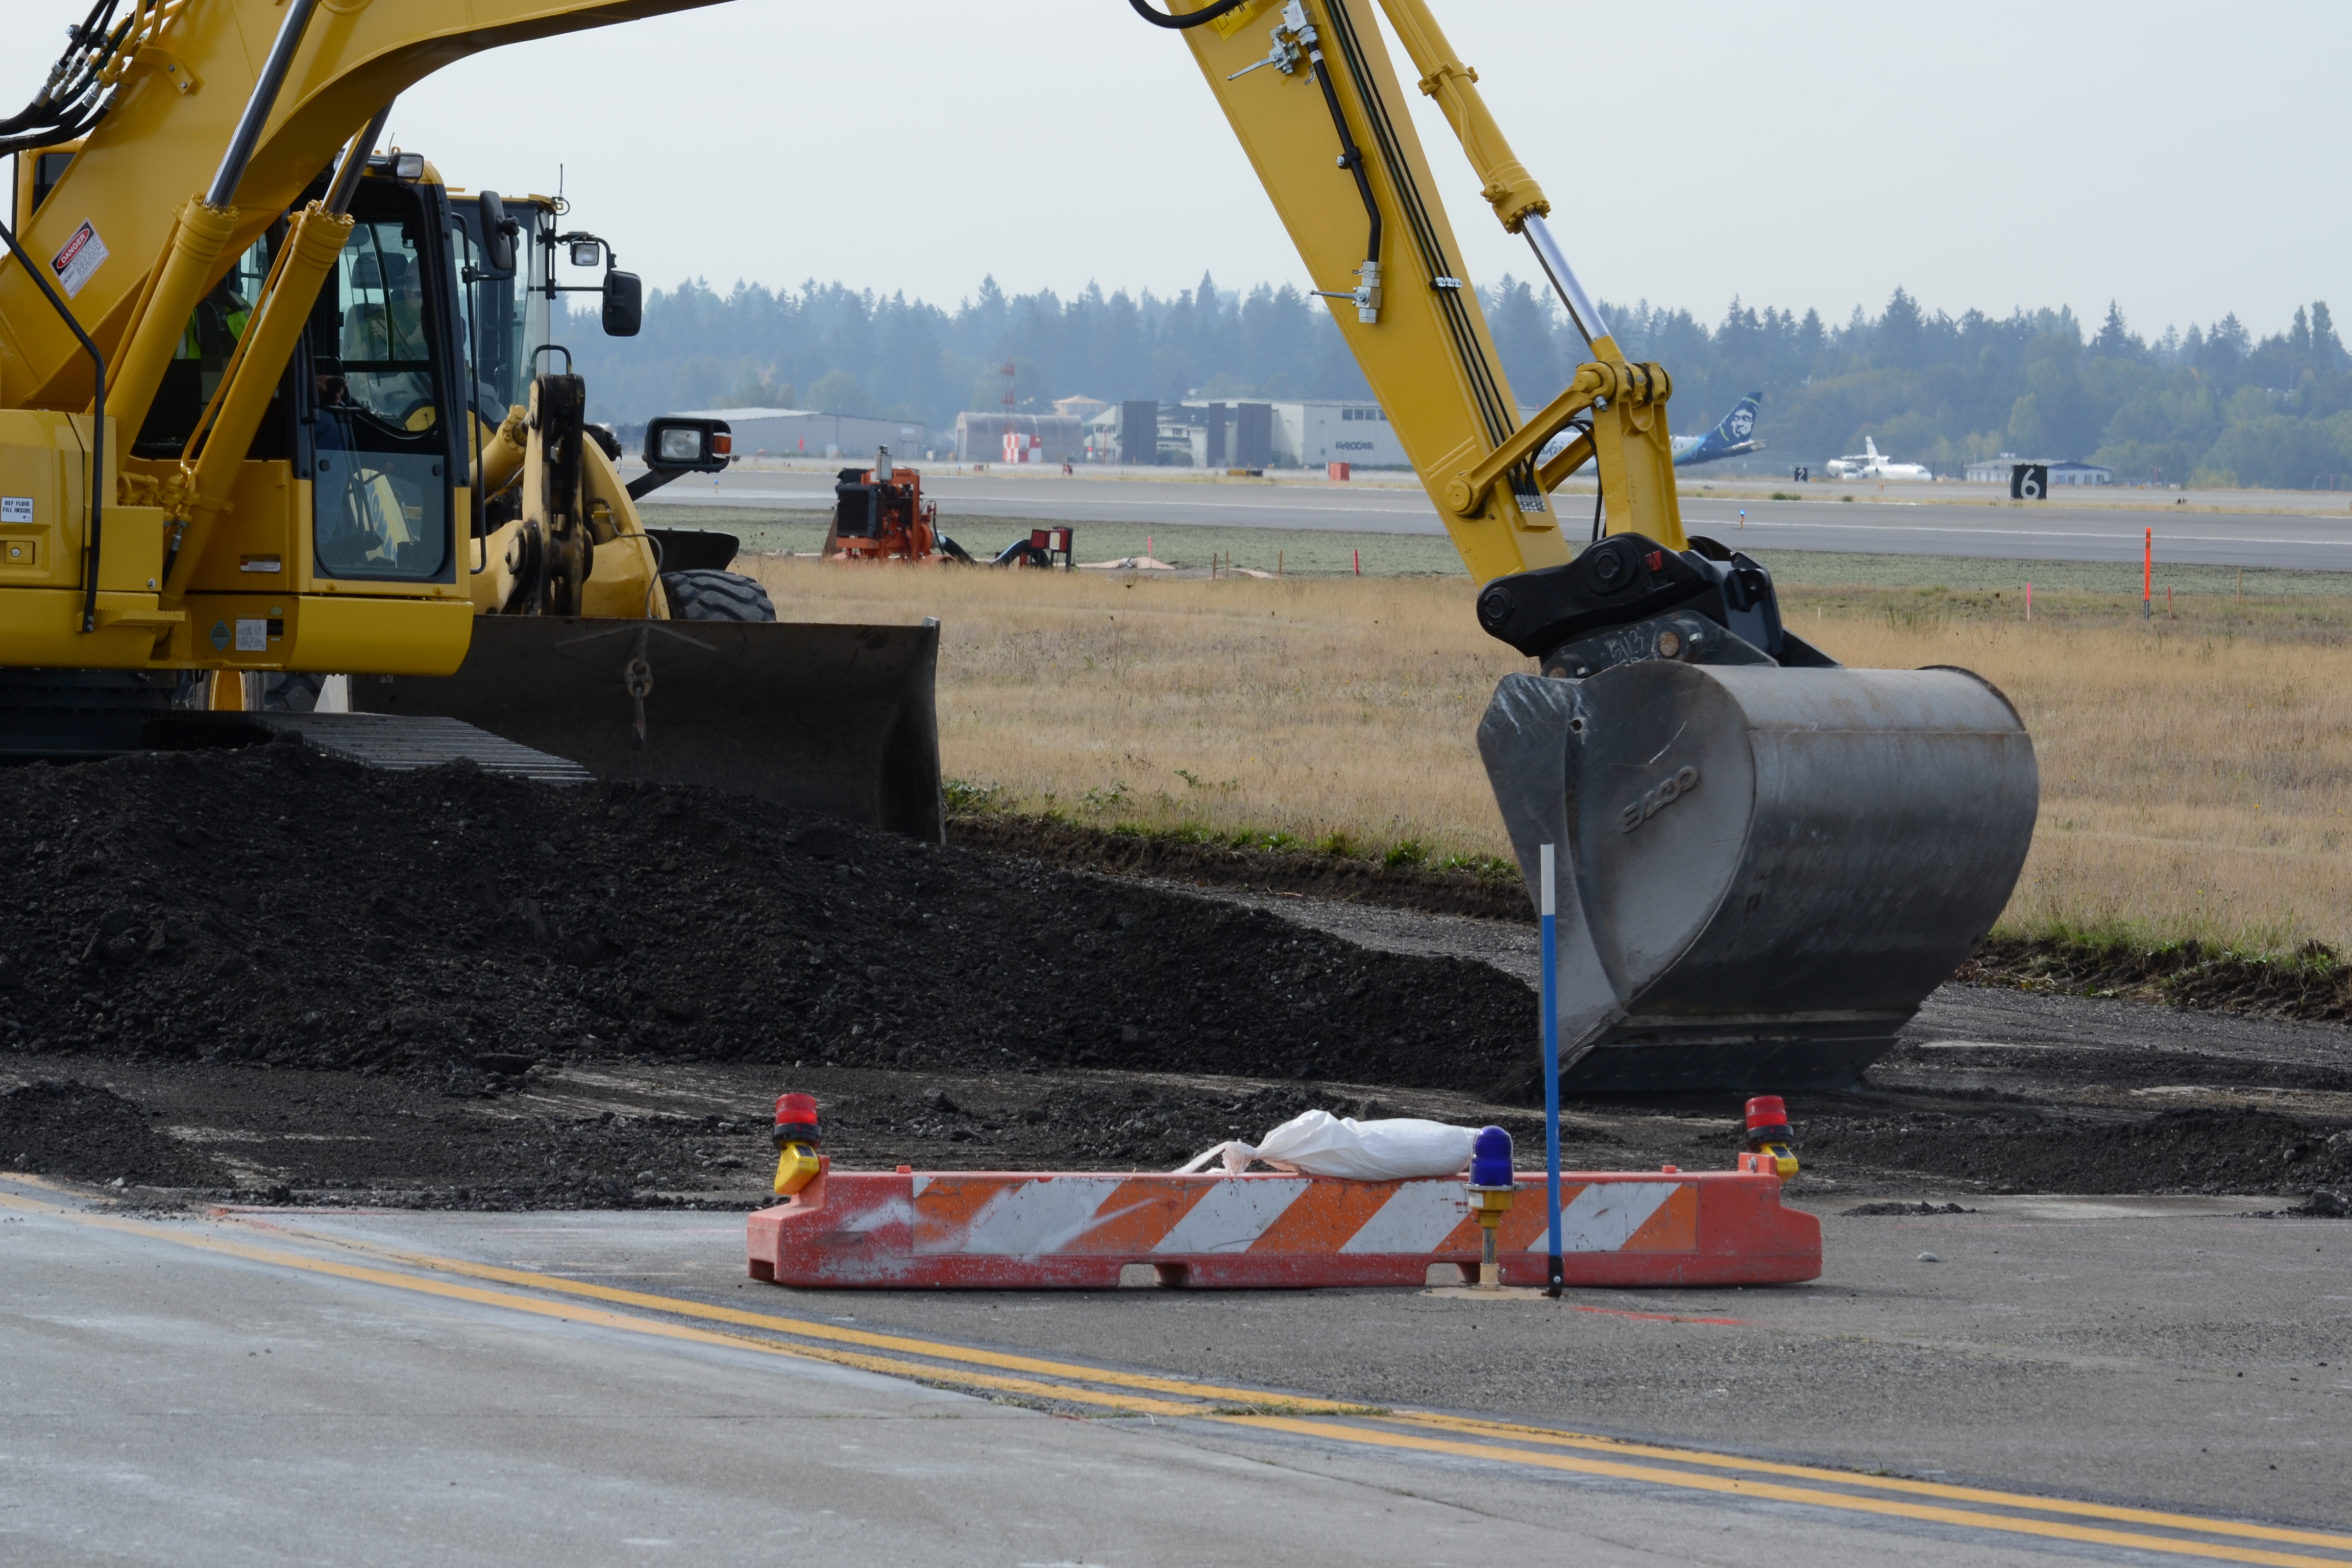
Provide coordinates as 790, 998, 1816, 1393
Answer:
5, 1177, 2346, 1566
636, 467, 2352, 572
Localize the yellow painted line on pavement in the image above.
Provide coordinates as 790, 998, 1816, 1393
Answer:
237, 1213, 1324, 1410
1228, 1416, 2352, 1568
229, 1213, 2352, 1564
14, 1188, 2345, 1565
0, 1190, 1194, 1415
1391, 1413, 2352, 1555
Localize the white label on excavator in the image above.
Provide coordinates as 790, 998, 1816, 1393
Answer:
49, 220, 108, 299
0, 498, 31, 524
234, 618, 267, 652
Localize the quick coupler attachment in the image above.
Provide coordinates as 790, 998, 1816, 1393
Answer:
1475, 532, 1837, 681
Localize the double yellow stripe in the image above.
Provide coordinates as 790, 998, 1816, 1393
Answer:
1391, 1413, 2352, 1555
1230, 1418, 2351, 1568
8, 1186, 2347, 1566
231, 1211, 1325, 1409
0, 1190, 1203, 1416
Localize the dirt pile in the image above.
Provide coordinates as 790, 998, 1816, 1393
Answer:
1, 1079, 225, 1187
1802, 1108, 2352, 1195
0, 743, 1537, 1098
958, 818, 2352, 1031
0, 1057, 1635, 1210
1959, 937, 2352, 1024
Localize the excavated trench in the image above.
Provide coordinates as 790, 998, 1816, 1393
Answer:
2, 744, 2347, 1209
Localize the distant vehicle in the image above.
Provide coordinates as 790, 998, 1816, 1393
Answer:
1672, 393, 1765, 468
1825, 436, 1933, 481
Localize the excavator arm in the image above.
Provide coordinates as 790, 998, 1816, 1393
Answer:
1160, 0, 1686, 578
1147, 0, 2040, 1096
1, 0, 720, 415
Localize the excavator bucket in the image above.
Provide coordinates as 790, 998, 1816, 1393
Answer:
353, 616, 944, 840
1479, 659, 2037, 1094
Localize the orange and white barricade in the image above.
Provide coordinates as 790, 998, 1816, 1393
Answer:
746, 1158, 1820, 1290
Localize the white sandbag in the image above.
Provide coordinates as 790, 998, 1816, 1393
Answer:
1174, 1109, 1477, 1180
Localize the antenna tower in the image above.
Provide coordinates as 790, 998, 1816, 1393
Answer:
1000, 361, 1017, 464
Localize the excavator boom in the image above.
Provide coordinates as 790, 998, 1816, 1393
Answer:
1152, 0, 2038, 1093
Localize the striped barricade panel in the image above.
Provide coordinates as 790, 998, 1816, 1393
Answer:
750, 1165, 1820, 1290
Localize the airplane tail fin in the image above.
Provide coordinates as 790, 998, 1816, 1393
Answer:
1865, 436, 1881, 460
1673, 393, 1765, 467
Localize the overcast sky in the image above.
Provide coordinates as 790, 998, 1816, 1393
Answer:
6, 0, 2344, 339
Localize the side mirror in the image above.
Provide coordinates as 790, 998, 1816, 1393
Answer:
642, 416, 731, 474
602, 270, 642, 337
624, 415, 731, 501
478, 190, 517, 276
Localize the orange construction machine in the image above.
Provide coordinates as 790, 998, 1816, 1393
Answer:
825, 449, 965, 564
821, 452, 1072, 568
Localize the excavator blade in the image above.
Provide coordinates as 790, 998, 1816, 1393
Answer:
1479, 662, 2037, 1095
352, 616, 944, 840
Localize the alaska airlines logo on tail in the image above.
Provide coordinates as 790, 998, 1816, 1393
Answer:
1671, 393, 1765, 468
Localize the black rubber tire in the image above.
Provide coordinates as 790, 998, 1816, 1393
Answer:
661, 569, 776, 622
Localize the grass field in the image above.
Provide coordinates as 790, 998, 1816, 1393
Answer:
733, 538, 2352, 956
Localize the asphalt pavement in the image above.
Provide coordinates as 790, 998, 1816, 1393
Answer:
635, 467, 2352, 571
5, 1178, 2346, 1566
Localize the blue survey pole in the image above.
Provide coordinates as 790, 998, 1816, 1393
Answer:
1540, 842, 1564, 1296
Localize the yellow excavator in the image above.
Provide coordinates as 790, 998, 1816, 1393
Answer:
0, 0, 2038, 1092
0, 0, 941, 833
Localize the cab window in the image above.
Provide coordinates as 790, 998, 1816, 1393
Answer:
132, 233, 286, 460
306, 183, 453, 582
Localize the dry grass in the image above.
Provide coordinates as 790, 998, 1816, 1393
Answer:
742, 554, 2352, 953
1819, 596, 2352, 954
747, 557, 1526, 866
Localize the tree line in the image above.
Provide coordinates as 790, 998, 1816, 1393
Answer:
569, 274, 2352, 488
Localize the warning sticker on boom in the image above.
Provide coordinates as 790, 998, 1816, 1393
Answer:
50, 220, 108, 299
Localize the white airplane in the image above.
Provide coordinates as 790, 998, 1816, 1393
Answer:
1825, 436, 1933, 480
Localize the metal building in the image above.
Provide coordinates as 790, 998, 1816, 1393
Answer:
1962, 454, 2115, 485
1272, 400, 1409, 468
951, 412, 1085, 464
